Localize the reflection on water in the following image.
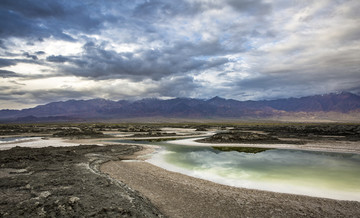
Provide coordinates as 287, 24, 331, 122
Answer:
147, 143, 360, 201
112, 138, 360, 201
212, 146, 272, 153
0, 137, 28, 143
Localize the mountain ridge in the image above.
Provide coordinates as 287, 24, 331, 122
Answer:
1, 92, 360, 122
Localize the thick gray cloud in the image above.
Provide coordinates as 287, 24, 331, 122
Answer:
46, 40, 230, 80
35, 51, 46, 55
0, 70, 19, 78
227, 0, 272, 15
0, 0, 359, 109
0, 0, 117, 41
46, 55, 69, 63
23, 52, 38, 60
0, 58, 15, 67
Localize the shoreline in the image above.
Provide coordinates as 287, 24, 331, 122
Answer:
2, 131, 360, 155
101, 157, 360, 217
145, 146, 360, 202
168, 137, 360, 154
100, 141, 360, 217
1, 134, 360, 217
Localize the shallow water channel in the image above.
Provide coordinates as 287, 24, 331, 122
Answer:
118, 138, 360, 201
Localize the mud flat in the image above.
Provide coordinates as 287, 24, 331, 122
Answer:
0, 144, 162, 217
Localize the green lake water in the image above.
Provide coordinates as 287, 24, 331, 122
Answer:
114, 138, 360, 201
146, 141, 360, 201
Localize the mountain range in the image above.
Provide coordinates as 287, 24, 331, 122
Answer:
1, 92, 360, 122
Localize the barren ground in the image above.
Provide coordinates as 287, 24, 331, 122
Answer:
1, 123, 360, 217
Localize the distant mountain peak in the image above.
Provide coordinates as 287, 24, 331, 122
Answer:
137, 98, 161, 102
1, 92, 359, 122
208, 96, 226, 101
318, 92, 360, 100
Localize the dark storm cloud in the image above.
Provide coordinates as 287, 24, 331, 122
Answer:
133, 1, 180, 19
132, 0, 272, 16
0, 57, 40, 68
25, 89, 96, 103
227, 0, 272, 15
0, 0, 117, 41
0, 7, 46, 38
35, 51, 46, 55
153, 76, 200, 98
0, 58, 15, 67
0, 70, 19, 78
131, 0, 272, 24
1, 0, 359, 108
0, 0, 234, 84
132, 0, 205, 20
0, 87, 94, 104
235, 49, 360, 100
0, 40, 6, 49
23, 52, 38, 60
46, 55, 69, 63
9, 80, 25, 86
0, 0, 253, 81
52, 41, 230, 80
0, 0, 273, 41
0, 0, 65, 18
164, 40, 240, 57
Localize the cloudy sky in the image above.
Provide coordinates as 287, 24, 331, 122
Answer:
1, 0, 359, 109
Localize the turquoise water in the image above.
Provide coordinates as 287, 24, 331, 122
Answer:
114, 139, 360, 201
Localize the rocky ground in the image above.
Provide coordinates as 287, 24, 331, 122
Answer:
232, 124, 360, 141
198, 124, 360, 145
198, 131, 287, 144
0, 144, 163, 217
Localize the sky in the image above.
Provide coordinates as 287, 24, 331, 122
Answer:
0, 0, 359, 109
